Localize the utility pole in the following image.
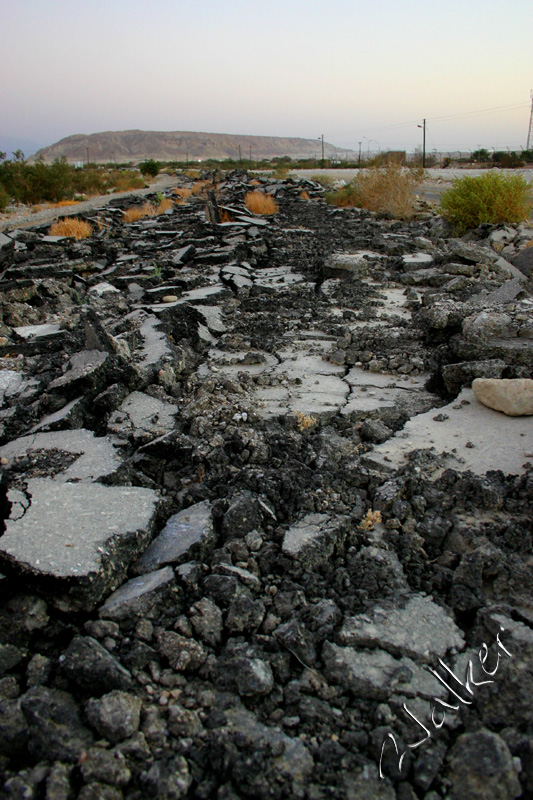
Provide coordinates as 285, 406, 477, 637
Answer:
527, 90, 533, 151
358, 141, 362, 165
249, 146, 252, 162
318, 134, 324, 167
238, 145, 242, 163
417, 119, 426, 167
86, 147, 90, 166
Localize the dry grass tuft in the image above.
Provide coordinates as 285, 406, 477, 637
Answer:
174, 187, 192, 199
49, 217, 93, 240
220, 209, 235, 223
33, 200, 80, 213
191, 180, 212, 196
156, 198, 173, 213
122, 198, 173, 223
299, 190, 311, 200
326, 163, 424, 220
244, 191, 279, 216
249, 179, 261, 186
122, 203, 156, 223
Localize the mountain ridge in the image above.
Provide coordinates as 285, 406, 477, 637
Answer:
31, 129, 354, 163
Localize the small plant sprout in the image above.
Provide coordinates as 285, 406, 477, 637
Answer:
359, 509, 383, 530
294, 411, 317, 431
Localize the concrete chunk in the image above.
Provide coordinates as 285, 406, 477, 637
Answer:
282, 513, 346, 567
99, 566, 177, 620
322, 642, 447, 701
107, 391, 177, 442
48, 350, 108, 391
0, 479, 159, 610
339, 594, 465, 661
134, 500, 214, 574
0, 429, 122, 482
369, 387, 533, 477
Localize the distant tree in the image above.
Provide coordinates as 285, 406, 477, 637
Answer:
472, 148, 490, 163
139, 159, 160, 177
492, 151, 523, 168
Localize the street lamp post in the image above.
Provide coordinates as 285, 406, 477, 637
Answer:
417, 120, 426, 167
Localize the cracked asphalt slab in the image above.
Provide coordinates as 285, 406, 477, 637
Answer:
0, 171, 532, 798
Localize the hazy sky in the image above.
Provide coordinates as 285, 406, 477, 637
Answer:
2, 0, 532, 154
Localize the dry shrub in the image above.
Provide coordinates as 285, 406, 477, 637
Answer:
220, 209, 235, 223
244, 191, 279, 215
110, 171, 146, 193
49, 217, 93, 240
326, 163, 424, 220
184, 169, 201, 179
299, 190, 311, 200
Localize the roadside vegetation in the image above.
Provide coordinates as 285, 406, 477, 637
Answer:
0, 151, 147, 211
325, 163, 425, 220
440, 172, 532, 234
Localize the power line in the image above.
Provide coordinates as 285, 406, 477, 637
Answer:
324, 100, 529, 139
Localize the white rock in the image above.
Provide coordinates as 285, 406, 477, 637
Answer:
472, 378, 533, 416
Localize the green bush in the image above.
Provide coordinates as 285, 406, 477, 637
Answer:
0, 184, 8, 211
440, 172, 532, 233
139, 159, 160, 177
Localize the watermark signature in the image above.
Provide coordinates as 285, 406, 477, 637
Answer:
379, 626, 512, 779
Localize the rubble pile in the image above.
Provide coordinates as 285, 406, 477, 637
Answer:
0, 172, 532, 799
